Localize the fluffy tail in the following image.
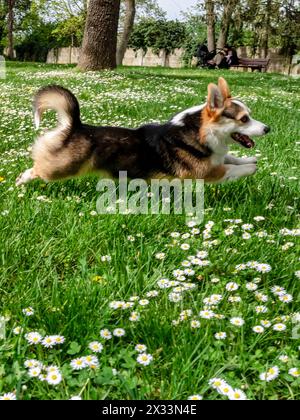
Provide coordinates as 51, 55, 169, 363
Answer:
33, 85, 81, 130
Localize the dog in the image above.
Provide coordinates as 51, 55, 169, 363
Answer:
16, 77, 270, 186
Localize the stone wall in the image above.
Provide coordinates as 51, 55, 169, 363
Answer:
46, 47, 300, 75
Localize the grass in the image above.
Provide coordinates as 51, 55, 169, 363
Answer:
0, 62, 299, 400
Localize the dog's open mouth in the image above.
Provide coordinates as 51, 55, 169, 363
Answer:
231, 133, 255, 148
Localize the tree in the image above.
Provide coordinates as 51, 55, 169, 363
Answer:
216, 0, 239, 49
78, 0, 121, 70
117, 0, 135, 66
205, 0, 215, 52
7, 0, 15, 58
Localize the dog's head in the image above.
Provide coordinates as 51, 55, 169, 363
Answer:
200, 77, 270, 149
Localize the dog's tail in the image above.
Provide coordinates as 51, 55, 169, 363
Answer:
33, 85, 81, 131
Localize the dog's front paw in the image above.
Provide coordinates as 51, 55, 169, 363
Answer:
247, 163, 258, 176
16, 173, 25, 186
244, 157, 257, 164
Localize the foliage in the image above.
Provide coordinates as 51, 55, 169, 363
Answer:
128, 18, 186, 55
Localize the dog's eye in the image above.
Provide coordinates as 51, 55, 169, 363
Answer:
240, 115, 249, 123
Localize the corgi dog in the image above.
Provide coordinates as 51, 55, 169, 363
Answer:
16, 77, 270, 186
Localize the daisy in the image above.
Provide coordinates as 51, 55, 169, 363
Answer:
254, 216, 265, 221
13, 326, 22, 335
42, 336, 56, 348
168, 292, 183, 303
226, 282, 239, 292
256, 263, 272, 273
197, 251, 208, 259
84, 355, 99, 369
230, 317, 245, 327
113, 328, 125, 337
228, 296, 241, 303
199, 310, 215, 319
0, 392, 17, 400
228, 389, 247, 400
278, 355, 289, 363
146, 290, 158, 298
260, 320, 271, 328
70, 358, 87, 371
135, 344, 147, 353
173, 269, 184, 277
180, 243, 190, 251
255, 293, 268, 302
170, 232, 180, 238
218, 384, 233, 396
137, 353, 153, 366
88, 341, 103, 353
242, 224, 253, 230
181, 260, 191, 267
255, 306, 268, 314
157, 279, 171, 288
191, 320, 200, 328
188, 395, 203, 400
242, 232, 251, 240
24, 359, 42, 369
271, 286, 286, 296
252, 326, 264, 333
259, 366, 280, 382
184, 268, 195, 276
22, 307, 34, 316
155, 252, 165, 260
139, 299, 149, 306
273, 323, 286, 331
209, 378, 226, 390
288, 368, 300, 378
46, 371, 62, 385
28, 367, 41, 377
100, 329, 112, 340
129, 312, 140, 322
215, 332, 227, 340
279, 294, 293, 303
25, 332, 43, 345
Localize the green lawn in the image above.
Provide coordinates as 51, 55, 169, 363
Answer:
0, 62, 299, 400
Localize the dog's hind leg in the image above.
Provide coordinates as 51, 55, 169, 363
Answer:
225, 154, 257, 165
16, 167, 39, 186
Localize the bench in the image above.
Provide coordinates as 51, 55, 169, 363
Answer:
232, 57, 270, 72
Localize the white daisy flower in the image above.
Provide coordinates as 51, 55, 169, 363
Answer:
113, 328, 126, 337
288, 368, 300, 378
46, 371, 62, 385
215, 332, 227, 340
226, 282, 239, 292
129, 312, 140, 322
100, 329, 112, 340
22, 307, 34, 316
199, 310, 215, 319
70, 358, 87, 371
230, 317, 245, 327
191, 320, 201, 328
137, 353, 153, 366
188, 394, 203, 400
252, 326, 264, 333
228, 389, 247, 400
88, 341, 103, 353
273, 323, 286, 332
259, 366, 280, 382
135, 344, 147, 353
25, 332, 43, 345
0, 392, 17, 400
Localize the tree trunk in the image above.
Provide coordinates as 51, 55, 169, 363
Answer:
217, 0, 238, 49
7, 0, 15, 60
117, 0, 136, 66
78, 0, 121, 71
205, 0, 215, 52
262, 0, 272, 58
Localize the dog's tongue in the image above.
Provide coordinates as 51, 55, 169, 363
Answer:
231, 133, 255, 148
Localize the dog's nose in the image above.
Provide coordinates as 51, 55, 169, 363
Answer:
264, 125, 270, 134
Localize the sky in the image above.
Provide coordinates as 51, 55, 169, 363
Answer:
157, 0, 198, 20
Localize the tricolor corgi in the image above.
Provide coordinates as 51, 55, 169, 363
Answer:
16, 77, 270, 186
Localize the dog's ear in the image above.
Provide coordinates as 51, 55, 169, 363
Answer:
218, 77, 231, 100
207, 83, 224, 112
